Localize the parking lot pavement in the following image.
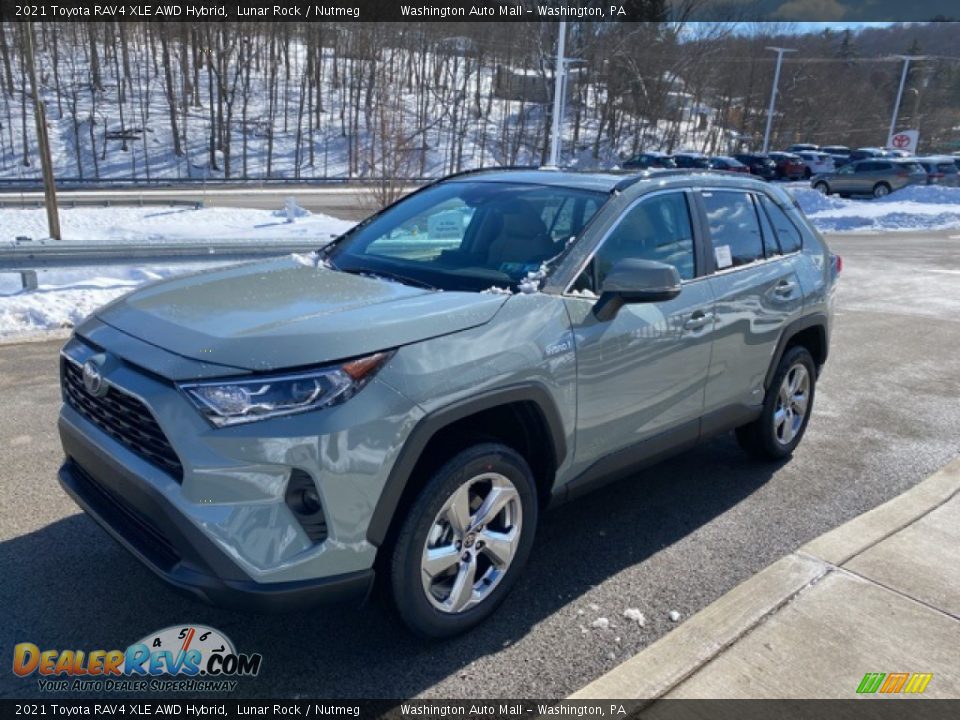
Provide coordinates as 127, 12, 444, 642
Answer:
571, 458, 960, 700
2, 230, 959, 700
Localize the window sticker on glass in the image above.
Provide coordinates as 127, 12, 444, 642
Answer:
715, 244, 733, 269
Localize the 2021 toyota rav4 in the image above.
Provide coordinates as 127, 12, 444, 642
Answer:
58, 169, 838, 637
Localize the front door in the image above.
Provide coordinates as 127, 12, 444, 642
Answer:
563, 191, 716, 471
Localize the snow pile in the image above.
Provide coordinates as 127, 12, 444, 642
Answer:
790, 185, 960, 233
0, 205, 352, 341
0, 266, 200, 341
0, 205, 353, 245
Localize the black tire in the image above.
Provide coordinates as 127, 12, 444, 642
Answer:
873, 182, 892, 198
388, 443, 538, 638
813, 181, 830, 195
736, 346, 817, 460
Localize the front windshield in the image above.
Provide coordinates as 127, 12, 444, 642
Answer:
325, 181, 607, 292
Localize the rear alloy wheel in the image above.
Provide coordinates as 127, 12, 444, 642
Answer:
388, 443, 538, 638
736, 346, 816, 460
873, 182, 891, 198
813, 181, 830, 195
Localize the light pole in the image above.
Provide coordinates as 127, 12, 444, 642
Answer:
548, 21, 566, 168
762, 46, 795, 154
887, 55, 924, 146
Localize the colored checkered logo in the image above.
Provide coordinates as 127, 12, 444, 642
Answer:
857, 672, 933, 694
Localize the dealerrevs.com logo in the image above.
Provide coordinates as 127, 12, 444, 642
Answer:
13, 625, 262, 693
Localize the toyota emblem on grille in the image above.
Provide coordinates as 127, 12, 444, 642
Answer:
82, 359, 106, 397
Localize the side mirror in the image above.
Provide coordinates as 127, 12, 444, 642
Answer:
593, 259, 682, 322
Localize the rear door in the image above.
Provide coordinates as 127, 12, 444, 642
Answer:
695, 188, 805, 418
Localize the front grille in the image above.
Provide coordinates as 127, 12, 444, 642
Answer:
62, 358, 184, 482
70, 461, 181, 572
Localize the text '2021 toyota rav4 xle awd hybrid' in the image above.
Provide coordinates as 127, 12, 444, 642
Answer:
58, 169, 838, 637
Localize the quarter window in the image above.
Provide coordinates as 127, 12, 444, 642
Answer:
759, 196, 803, 254
701, 190, 764, 269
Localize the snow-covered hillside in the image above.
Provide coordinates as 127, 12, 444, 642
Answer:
0, 26, 727, 182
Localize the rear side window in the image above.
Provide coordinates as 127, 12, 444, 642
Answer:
701, 190, 764, 269
938, 163, 958, 174
759, 196, 803, 254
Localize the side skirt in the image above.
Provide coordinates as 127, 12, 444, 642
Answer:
554, 403, 762, 505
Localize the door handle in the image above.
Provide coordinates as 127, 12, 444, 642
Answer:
774, 280, 797, 297
684, 311, 713, 330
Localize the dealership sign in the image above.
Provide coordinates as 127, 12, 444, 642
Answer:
887, 129, 919, 152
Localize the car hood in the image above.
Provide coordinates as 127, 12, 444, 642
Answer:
94, 257, 509, 371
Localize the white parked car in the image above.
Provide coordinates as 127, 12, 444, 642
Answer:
796, 151, 835, 178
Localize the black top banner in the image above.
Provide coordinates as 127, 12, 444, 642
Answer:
2, 700, 960, 720
0, 0, 957, 22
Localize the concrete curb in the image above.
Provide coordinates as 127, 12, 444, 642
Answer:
568, 456, 960, 701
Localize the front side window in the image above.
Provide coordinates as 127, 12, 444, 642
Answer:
326, 181, 606, 292
572, 192, 695, 294
701, 190, 764, 269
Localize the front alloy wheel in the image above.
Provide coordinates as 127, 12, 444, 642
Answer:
388, 443, 538, 637
421, 473, 521, 613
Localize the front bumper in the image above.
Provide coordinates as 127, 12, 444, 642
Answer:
58, 452, 374, 612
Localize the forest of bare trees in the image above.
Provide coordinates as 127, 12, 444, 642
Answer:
0, 20, 957, 182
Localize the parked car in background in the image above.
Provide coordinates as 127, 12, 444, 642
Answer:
672, 152, 711, 169
795, 151, 835, 179
621, 151, 677, 170
734, 153, 778, 180
834, 147, 889, 168
820, 145, 851, 160
786, 143, 819, 153
887, 149, 914, 158
811, 158, 927, 198
708, 156, 750, 173
768, 152, 807, 180
915, 157, 960, 187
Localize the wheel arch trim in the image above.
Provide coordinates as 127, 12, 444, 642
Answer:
764, 313, 829, 390
366, 383, 568, 547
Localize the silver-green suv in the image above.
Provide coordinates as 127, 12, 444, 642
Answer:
58, 169, 838, 637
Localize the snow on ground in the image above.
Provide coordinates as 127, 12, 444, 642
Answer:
789, 185, 960, 233
0, 204, 352, 341
3, 184, 959, 341
0, 204, 354, 245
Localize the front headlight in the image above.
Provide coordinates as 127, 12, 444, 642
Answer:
179, 351, 393, 427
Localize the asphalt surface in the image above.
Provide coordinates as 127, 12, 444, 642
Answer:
1, 229, 959, 700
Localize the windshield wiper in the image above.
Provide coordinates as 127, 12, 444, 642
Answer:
338, 266, 438, 291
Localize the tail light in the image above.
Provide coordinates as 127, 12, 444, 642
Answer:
832, 254, 843, 274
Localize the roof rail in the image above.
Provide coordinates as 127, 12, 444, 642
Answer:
611, 168, 713, 193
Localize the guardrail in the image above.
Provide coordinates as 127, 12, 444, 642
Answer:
0, 197, 204, 209
1, 239, 326, 290
0, 176, 437, 191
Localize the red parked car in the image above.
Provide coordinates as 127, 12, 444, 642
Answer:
768, 152, 807, 180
